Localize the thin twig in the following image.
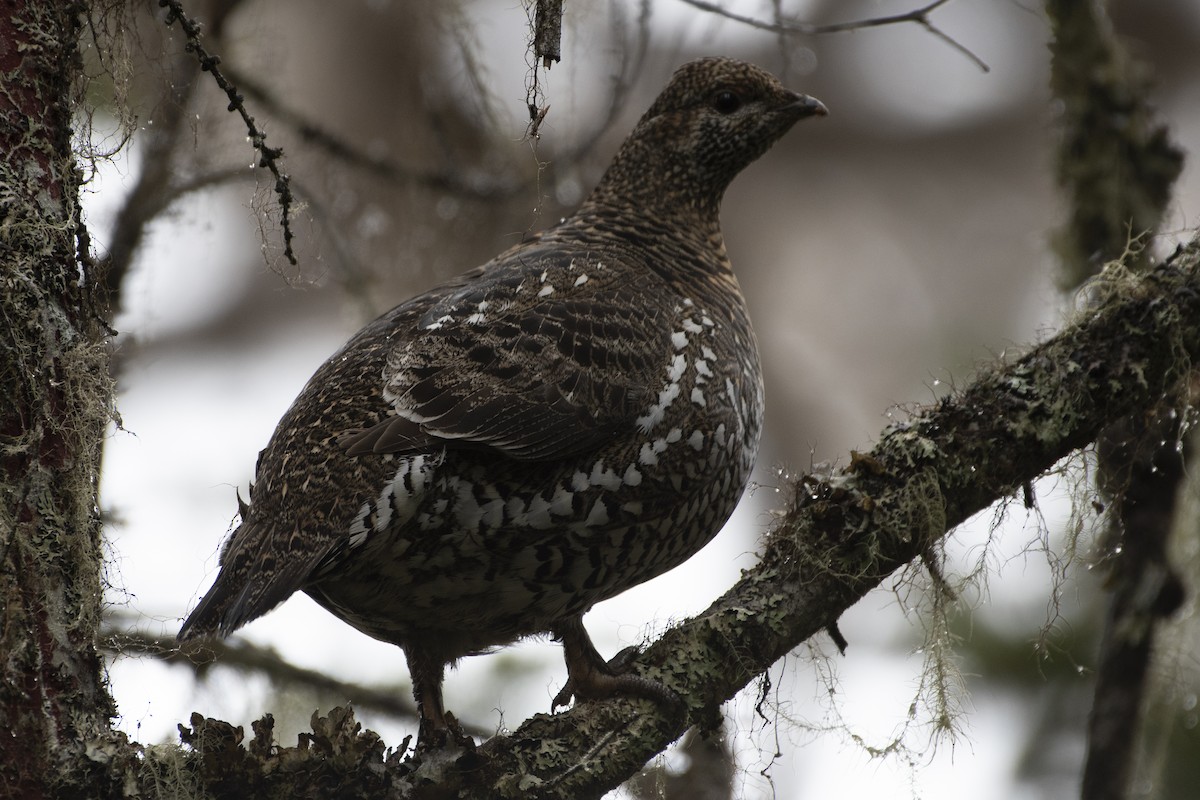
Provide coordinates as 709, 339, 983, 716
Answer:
101, 625, 491, 739
158, 0, 298, 265
224, 66, 521, 200
678, 0, 990, 72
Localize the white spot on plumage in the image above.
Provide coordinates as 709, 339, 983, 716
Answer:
538, 284, 555, 297
571, 471, 590, 491
701, 346, 717, 361
668, 354, 687, 382
639, 442, 658, 466
671, 330, 688, 350
348, 511, 370, 548
589, 460, 622, 491
695, 359, 713, 378
682, 317, 703, 334
635, 381, 680, 432
518, 495, 554, 529
688, 430, 705, 450
691, 387, 706, 407
574, 274, 589, 287
373, 485, 395, 532
350, 454, 438, 546
464, 299, 491, 325
423, 313, 455, 331
585, 499, 610, 527
623, 464, 642, 486
621, 500, 643, 515
451, 480, 487, 527
550, 486, 574, 515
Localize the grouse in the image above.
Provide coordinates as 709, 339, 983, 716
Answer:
178, 56, 826, 746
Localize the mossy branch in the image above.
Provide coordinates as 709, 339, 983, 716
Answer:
1047, 0, 1184, 284
166, 237, 1200, 799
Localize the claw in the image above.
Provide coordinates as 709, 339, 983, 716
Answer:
552, 618, 684, 722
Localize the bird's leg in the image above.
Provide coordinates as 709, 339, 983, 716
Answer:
405, 647, 450, 749
551, 616, 684, 720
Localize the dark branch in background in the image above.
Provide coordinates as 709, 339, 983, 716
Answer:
523, 0, 651, 193
95, 6, 208, 315
169, 237, 1200, 798
223, 66, 521, 200
626, 724, 735, 800
158, 0, 297, 265
1047, 0, 1183, 285
677, 0, 990, 72
100, 626, 491, 739
1045, 3, 1187, 799
573, 1, 653, 166
221, 2, 649, 210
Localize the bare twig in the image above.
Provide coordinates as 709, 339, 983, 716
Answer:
101, 625, 489, 739
561, 0, 653, 165
678, 0, 990, 72
158, 0, 298, 265
224, 65, 521, 200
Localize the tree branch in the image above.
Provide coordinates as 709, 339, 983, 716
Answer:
1047, 0, 1184, 284
677, 0, 989, 72
169, 234, 1200, 798
158, 0, 298, 265
101, 626, 493, 739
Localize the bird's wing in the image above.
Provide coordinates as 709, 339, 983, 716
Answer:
342, 247, 671, 461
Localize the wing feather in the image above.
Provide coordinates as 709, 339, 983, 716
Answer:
346, 246, 670, 462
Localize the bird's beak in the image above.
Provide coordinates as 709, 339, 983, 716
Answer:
789, 93, 828, 118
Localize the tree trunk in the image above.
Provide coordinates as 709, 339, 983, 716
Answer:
0, 2, 127, 796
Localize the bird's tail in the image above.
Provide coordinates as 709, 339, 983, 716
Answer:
177, 521, 317, 642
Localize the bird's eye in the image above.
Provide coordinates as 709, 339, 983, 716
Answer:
711, 90, 742, 114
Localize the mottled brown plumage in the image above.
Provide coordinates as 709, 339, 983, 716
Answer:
178, 57, 825, 745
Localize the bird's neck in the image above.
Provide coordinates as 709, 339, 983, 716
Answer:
543, 202, 746, 312
552, 202, 731, 277
576, 126, 730, 237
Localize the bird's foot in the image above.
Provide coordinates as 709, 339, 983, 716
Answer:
552, 644, 684, 721
415, 711, 475, 753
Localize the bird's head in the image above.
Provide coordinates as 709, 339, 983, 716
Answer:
588, 57, 826, 218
